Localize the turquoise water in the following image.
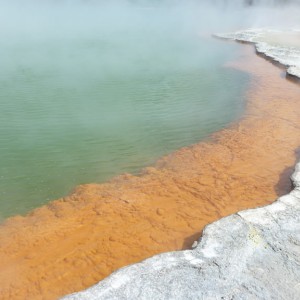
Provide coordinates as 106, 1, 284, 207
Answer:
0, 6, 249, 218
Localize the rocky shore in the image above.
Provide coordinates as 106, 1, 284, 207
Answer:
216, 29, 300, 78
1, 31, 300, 300
63, 30, 300, 299
63, 163, 300, 300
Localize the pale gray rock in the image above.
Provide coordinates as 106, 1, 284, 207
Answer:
62, 161, 300, 300
216, 29, 300, 78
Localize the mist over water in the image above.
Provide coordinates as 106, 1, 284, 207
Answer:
0, 0, 299, 218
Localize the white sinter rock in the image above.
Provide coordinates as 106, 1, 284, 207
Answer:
62, 162, 300, 300
216, 28, 300, 79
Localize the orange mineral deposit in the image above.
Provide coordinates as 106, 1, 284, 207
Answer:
0, 44, 300, 300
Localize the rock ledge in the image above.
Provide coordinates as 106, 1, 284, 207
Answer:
63, 161, 300, 299
216, 28, 300, 78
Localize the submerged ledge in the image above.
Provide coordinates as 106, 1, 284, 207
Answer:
63, 163, 300, 300
63, 30, 300, 299
1, 32, 300, 300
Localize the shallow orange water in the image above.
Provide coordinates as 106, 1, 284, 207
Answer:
0, 44, 300, 299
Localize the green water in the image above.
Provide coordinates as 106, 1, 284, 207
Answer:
0, 6, 249, 218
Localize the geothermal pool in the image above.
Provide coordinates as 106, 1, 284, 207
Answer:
0, 6, 249, 218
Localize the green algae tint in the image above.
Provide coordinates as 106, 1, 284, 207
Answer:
0, 6, 249, 218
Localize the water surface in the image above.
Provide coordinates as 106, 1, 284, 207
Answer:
0, 6, 249, 218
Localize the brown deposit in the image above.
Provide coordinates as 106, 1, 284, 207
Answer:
0, 44, 300, 300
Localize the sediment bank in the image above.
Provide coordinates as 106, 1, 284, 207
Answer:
1, 42, 300, 300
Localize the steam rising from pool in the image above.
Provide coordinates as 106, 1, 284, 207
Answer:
0, 0, 299, 218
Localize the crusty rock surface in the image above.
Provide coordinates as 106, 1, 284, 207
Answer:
63, 162, 300, 299
216, 29, 300, 78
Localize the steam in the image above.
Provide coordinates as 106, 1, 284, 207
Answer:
0, 0, 299, 40
0, 2, 213, 85
0, 0, 299, 77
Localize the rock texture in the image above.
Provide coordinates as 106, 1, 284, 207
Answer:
217, 29, 300, 78
63, 163, 300, 300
